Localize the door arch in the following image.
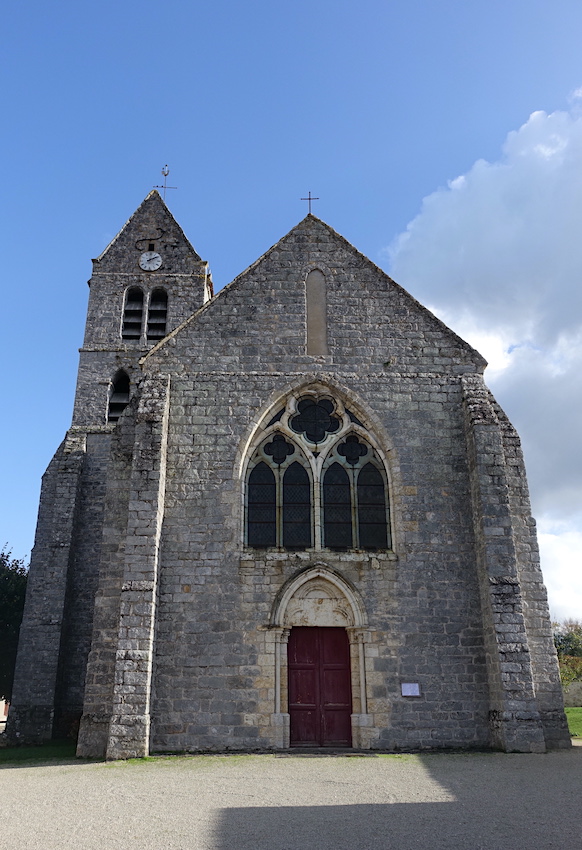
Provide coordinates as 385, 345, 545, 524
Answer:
269, 566, 370, 748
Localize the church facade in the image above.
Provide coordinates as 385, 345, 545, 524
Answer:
8, 191, 570, 757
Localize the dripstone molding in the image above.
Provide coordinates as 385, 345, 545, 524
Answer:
7, 190, 570, 757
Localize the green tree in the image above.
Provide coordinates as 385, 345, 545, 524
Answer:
553, 620, 582, 686
554, 620, 582, 659
0, 548, 28, 702
559, 656, 582, 688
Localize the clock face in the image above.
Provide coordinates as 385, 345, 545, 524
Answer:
139, 251, 162, 271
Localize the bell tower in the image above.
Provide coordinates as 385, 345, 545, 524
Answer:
72, 190, 212, 428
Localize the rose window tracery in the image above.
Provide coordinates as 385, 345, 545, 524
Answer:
290, 398, 340, 444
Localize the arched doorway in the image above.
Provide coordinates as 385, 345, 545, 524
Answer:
269, 566, 370, 749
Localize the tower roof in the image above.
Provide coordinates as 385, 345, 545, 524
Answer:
94, 190, 202, 269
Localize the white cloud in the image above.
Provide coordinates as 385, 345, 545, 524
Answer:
389, 107, 582, 620
538, 522, 582, 622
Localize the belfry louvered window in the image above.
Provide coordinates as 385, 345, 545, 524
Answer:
108, 371, 130, 422
245, 393, 391, 552
147, 288, 168, 341
122, 287, 144, 339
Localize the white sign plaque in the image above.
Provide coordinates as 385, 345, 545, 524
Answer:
401, 682, 421, 697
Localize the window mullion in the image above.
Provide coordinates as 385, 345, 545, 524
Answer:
350, 466, 358, 548
276, 465, 283, 547
313, 467, 321, 549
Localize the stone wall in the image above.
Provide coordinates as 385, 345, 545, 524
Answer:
563, 682, 582, 707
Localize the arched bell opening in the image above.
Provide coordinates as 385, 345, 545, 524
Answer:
107, 370, 130, 423
147, 288, 168, 341
121, 287, 144, 340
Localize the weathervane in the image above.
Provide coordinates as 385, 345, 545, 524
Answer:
154, 165, 177, 200
301, 191, 319, 214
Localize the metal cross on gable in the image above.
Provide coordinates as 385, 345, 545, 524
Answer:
301, 191, 319, 214
154, 165, 177, 200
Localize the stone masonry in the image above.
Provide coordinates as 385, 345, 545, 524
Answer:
8, 191, 570, 756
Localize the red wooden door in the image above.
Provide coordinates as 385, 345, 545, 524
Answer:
288, 627, 352, 747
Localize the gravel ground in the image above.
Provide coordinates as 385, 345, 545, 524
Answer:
1, 745, 581, 850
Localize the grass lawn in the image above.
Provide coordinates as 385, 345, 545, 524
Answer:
565, 707, 582, 737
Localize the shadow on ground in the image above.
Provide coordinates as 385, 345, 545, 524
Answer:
211, 749, 582, 850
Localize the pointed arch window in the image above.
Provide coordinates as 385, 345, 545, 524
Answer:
357, 463, 388, 549
283, 462, 311, 548
245, 394, 392, 552
323, 463, 352, 549
122, 287, 144, 339
108, 371, 130, 422
247, 462, 277, 547
322, 436, 390, 551
147, 288, 168, 341
246, 436, 312, 550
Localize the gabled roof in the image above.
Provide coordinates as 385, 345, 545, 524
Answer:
141, 213, 486, 369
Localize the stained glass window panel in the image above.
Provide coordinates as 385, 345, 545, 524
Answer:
248, 462, 276, 547
283, 462, 311, 549
290, 398, 340, 443
357, 463, 388, 550
323, 463, 352, 549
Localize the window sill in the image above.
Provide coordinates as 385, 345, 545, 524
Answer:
241, 548, 398, 562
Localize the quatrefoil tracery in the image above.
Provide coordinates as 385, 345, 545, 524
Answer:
290, 398, 341, 444
337, 434, 368, 465
264, 433, 295, 465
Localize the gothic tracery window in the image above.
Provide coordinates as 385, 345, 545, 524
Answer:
247, 435, 312, 549
247, 462, 277, 547
322, 449, 389, 551
323, 463, 352, 549
245, 393, 391, 551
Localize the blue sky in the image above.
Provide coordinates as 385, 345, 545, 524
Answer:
2, 0, 582, 619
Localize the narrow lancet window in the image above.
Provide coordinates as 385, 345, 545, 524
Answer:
247, 462, 277, 547
283, 462, 312, 549
108, 371, 130, 423
357, 463, 389, 550
306, 269, 329, 355
122, 287, 144, 340
323, 463, 352, 549
147, 288, 168, 341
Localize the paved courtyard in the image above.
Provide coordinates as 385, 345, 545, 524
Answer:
2, 745, 581, 849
